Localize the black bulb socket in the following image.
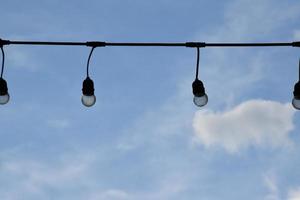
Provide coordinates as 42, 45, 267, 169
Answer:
192, 79, 206, 97
82, 77, 95, 96
0, 78, 8, 96
294, 81, 300, 100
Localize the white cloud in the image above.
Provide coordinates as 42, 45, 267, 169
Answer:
46, 118, 71, 129
288, 187, 300, 200
193, 100, 295, 153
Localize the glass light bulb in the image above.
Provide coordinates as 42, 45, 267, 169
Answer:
81, 95, 96, 107
0, 94, 9, 105
292, 98, 300, 110
193, 94, 208, 107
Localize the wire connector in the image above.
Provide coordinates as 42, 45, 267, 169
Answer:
86, 41, 106, 47
0, 39, 10, 46
292, 41, 300, 47
186, 42, 206, 48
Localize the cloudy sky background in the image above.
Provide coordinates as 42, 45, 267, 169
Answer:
0, 0, 300, 199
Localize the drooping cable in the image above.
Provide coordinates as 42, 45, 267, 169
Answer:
86, 47, 96, 78
1, 46, 4, 78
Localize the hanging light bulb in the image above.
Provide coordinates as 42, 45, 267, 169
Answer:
0, 78, 9, 105
82, 77, 96, 107
81, 47, 96, 107
192, 47, 208, 107
292, 59, 300, 110
192, 79, 208, 107
0, 46, 9, 105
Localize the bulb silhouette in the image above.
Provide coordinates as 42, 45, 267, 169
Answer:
192, 79, 208, 107
82, 77, 96, 107
193, 94, 208, 107
0, 78, 9, 105
81, 95, 96, 107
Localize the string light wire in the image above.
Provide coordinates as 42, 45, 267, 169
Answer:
0, 38, 299, 108
0, 46, 4, 78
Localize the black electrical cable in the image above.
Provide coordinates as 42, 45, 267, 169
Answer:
86, 47, 96, 78
1, 39, 299, 48
0, 46, 4, 78
195, 47, 200, 80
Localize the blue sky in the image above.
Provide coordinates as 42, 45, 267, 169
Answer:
0, 0, 300, 199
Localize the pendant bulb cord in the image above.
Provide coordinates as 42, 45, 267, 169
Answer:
298, 58, 300, 81
195, 47, 200, 80
1, 46, 4, 79
86, 47, 96, 78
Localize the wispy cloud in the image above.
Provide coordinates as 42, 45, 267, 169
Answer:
294, 30, 300, 40
5, 48, 41, 72
88, 189, 130, 200
199, 0, 300, 41
264, 172, 280, 200
0, 150, 96, 199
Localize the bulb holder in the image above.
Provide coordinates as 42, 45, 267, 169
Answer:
192, 79, 206, 97
0, 78, 8, 96
293, 81, 300, 100
82, 77, 95, 96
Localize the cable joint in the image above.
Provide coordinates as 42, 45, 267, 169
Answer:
86, 41, 106, 47
0, 39, 10, 47
292, 41, 300, 47
186, 42, 206, 48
